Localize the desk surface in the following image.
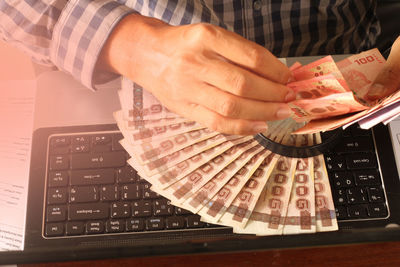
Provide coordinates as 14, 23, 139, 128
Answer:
19, 241, 400, 266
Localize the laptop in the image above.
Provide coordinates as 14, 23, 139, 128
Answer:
3, 55, 400, 264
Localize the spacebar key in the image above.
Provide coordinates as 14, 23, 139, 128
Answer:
71, 151, 126, 169
69, 203, 109, 220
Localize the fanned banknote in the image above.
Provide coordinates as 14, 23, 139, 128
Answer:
113, 48, 399, 235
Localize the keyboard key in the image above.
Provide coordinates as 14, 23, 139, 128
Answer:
86, 221, 105, 234
132, 200, 152, 217
100, 185, 119, 201
146, 218, 165, 231
111, 202, 131, 218
117, 166, 138, 183
143, 183, 159, 199
48, 171, 69, 187
70, 169, 115, 186
49, 155, 70, 171
69, 186, 98, 203
345, 153, 377, 170
348, 205, 368, 219
166, 216, 186, 229
367, 187, 385, 202
354, 170, 381, 186
70, 151, 125, 169
153, 199, 174, 216
187, 215, 205, 228
335, 206, 348, 220
51, 136, 70, 147
45, 223, 64, 237
47, 188, 67, 204
106, 219, 125, 233
68, 203, 109, 220
332, 189, 347, 205
71, 144, 90, 153
66, 222, 85, 236
330, 171, 354, 188
46, 205, 67, 222
334, 137, 373, 153
127, 218, 145, 232
121, 184, 141, 200
368, 203, 388, 218
346, 188, 367, 204
325, 155, 346, 171
175, 207, 192, 215
92, 135, 112, 145
71, 136, 90, 144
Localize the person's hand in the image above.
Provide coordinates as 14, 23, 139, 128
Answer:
366, 36, 400, 101
99, 14, 294, 135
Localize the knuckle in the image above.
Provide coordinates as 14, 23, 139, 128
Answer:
188, 23, 218, 41
232, 121, 249, 135
246, 47, 264, 68
228, 72, 247, 95
278, 70, 292, 84
207, 115, 222, 132
219, 97, 239, 117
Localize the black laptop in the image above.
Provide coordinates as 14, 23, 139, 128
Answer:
2, 56, 400, 265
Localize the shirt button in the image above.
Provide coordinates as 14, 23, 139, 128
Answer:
253, 0, 262, 11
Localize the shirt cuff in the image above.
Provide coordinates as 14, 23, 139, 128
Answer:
50, 0, 134, 90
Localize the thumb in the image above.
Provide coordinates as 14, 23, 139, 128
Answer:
366, 36, 400, 101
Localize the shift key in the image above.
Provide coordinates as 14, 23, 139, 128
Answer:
69, 203, 109, 220
71, 152, 126, 169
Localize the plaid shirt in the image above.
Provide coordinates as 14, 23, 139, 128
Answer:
0, 0, 380, 90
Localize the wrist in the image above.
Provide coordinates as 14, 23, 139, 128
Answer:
97, 13, 167, 80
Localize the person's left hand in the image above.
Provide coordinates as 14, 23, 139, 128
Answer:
366, 36, 400, 101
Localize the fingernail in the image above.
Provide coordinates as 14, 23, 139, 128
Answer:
276, 106, 293, 119
285, 90, 296, 102
252, 122, 268, 133
287, 73, 295, 83
366, 83, 385, 100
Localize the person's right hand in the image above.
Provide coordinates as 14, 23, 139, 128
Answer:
99, 14, 294, 135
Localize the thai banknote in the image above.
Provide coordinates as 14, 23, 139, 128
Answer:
336, 48, 386, 101
119, 78, 179, 125
197, 146, 267, 223
218, 152, 278, 229
115, 110, 205, 144
126, 134, 244, 177
313, 134, 338, 232
233, 155, 297, 235
160, 143, 263, 207
282, 136, 316, 234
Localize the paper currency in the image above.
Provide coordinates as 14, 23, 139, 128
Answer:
113, 49, 399, 236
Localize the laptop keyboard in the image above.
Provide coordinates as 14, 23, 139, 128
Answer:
44, 131, 221, 238
321, 125, 389, 221
44, 126, 389, 238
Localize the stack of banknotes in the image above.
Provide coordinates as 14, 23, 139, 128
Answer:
113, 48, 396, 235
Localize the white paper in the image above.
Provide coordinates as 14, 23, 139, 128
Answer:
0, 80, 36, 251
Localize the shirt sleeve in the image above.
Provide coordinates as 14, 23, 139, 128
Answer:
0, 0, 135, 90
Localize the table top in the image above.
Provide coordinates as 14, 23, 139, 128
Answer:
18, 241, 400, 267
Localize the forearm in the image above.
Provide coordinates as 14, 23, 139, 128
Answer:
1, 0, 134, 90
0, 0, 67, 66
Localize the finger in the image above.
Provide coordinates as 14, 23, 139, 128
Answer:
193, 83, 293, 121
181, 102, 270, 135
200, 56, 296, 102
367, 36, 400, 100
183, 24, 291, 84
